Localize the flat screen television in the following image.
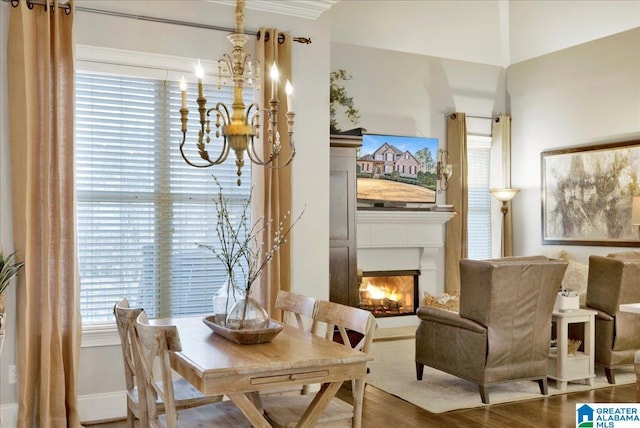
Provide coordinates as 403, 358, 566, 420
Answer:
356, 133, 439, 209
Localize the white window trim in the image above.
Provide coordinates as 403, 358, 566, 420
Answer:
77, 44, 219, 81
81, 322, 121, 348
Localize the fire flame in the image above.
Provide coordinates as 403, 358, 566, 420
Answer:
365, 283, 386, 300
363, 282, 398, 301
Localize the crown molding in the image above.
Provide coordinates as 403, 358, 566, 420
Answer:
207, 0, 339, 20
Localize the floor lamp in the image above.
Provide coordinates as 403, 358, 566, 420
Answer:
632, 196, 640, 240
489, 188, 520, 257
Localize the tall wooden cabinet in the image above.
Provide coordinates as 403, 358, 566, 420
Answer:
329, 135, 361, 307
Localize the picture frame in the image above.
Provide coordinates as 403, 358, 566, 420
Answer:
541, 139, 640, 247
357, 133, 439, 208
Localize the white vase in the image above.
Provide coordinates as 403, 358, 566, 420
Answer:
212, 273, 242, 326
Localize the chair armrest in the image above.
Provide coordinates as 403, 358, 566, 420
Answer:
583, 305, 614, 321
416, 306, 485, 333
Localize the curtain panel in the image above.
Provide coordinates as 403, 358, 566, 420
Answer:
445, 113, 468, 294
255, 28, 293, 319
8, 1, 81, 426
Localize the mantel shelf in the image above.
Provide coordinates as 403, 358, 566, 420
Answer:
357, 210, 455, 225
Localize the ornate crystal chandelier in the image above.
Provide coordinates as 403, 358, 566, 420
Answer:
178, 0, 295, 186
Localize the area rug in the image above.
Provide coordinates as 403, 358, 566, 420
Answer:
366, 338, 636, 413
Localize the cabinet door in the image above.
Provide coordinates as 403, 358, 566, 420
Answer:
329, 146, 358, 306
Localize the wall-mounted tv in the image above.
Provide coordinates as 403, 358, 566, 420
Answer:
357, 133, 439, 209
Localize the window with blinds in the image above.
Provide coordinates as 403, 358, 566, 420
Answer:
466, 135, 492, 259
75, 72, 251, 324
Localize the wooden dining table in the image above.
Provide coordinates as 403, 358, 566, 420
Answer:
152, 315, 372, 428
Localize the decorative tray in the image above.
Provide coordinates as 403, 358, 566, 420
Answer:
202, 316, 284, 345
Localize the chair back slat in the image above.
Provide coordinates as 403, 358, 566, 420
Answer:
114, 297, 150, 427
113, 298, 144, 391
313, 300, 377, 354
135, 311, 182, 428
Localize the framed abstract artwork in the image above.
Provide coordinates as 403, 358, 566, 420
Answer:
541, 139, 640, 246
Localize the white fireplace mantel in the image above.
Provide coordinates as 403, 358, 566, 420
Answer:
357, 210, 454, 249
357, 209, 455, 329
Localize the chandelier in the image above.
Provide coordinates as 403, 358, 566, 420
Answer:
178, 0, 295, 186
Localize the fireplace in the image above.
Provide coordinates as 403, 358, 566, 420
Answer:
358, 270, 419, 317
357, 210, 454, 329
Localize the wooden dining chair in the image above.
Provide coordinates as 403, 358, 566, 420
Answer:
262, 300, 377, 428
134, 311, 251, 427
113, 298, 223, 428
265, 290, 319, 397
276, 290, 317, 331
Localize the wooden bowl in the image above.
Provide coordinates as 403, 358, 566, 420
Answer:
202, 316, 284, 345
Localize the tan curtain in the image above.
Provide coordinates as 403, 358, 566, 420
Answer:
444, 113, 468, 294
255, 28, 293, 319
490, 115, 515, 256
8, 1, 81, 426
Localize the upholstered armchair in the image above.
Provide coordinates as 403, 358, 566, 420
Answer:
584, 251, 640, 384
415, 256, 568, 404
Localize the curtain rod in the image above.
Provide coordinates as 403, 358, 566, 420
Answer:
445, 113, 499, 121
3, 0, 71, 13
466, 115, 495, 120
3, 0, 312, 44
443, 112, 500, 122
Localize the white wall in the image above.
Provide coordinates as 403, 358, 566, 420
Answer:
331, 0, 640, 68
331, 0, 507, 66
0, 0, 20, 414
330, 42, 505, 193
507, 28, 640, 263
508, 1, 640, 65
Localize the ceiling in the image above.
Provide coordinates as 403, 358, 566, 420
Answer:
207, 0, 339, 20
331, 0, 640, 67
214, 0, 639, 67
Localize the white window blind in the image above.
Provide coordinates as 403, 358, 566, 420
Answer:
76, 72, 251, 324
467, 135, 492, 259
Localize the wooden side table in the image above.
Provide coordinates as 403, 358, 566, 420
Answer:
548, 309, 597, 390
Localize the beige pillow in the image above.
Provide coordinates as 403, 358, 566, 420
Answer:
423, 291, 459, 312
561, 260, 589, 306
607, 251, 640, 260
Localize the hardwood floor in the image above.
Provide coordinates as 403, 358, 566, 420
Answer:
342, 383, 637, 428
83, 382, 638, 428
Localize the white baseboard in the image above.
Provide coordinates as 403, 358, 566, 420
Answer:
78, 390, 126, 423
1, 391, 126, 427
1, 402, 18, 428
374, 325, 416, 342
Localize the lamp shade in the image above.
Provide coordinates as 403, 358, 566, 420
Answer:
489, 188, 520, 202
632, 196, 640, 225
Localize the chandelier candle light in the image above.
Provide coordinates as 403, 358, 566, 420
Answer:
178, 0, 295, 186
